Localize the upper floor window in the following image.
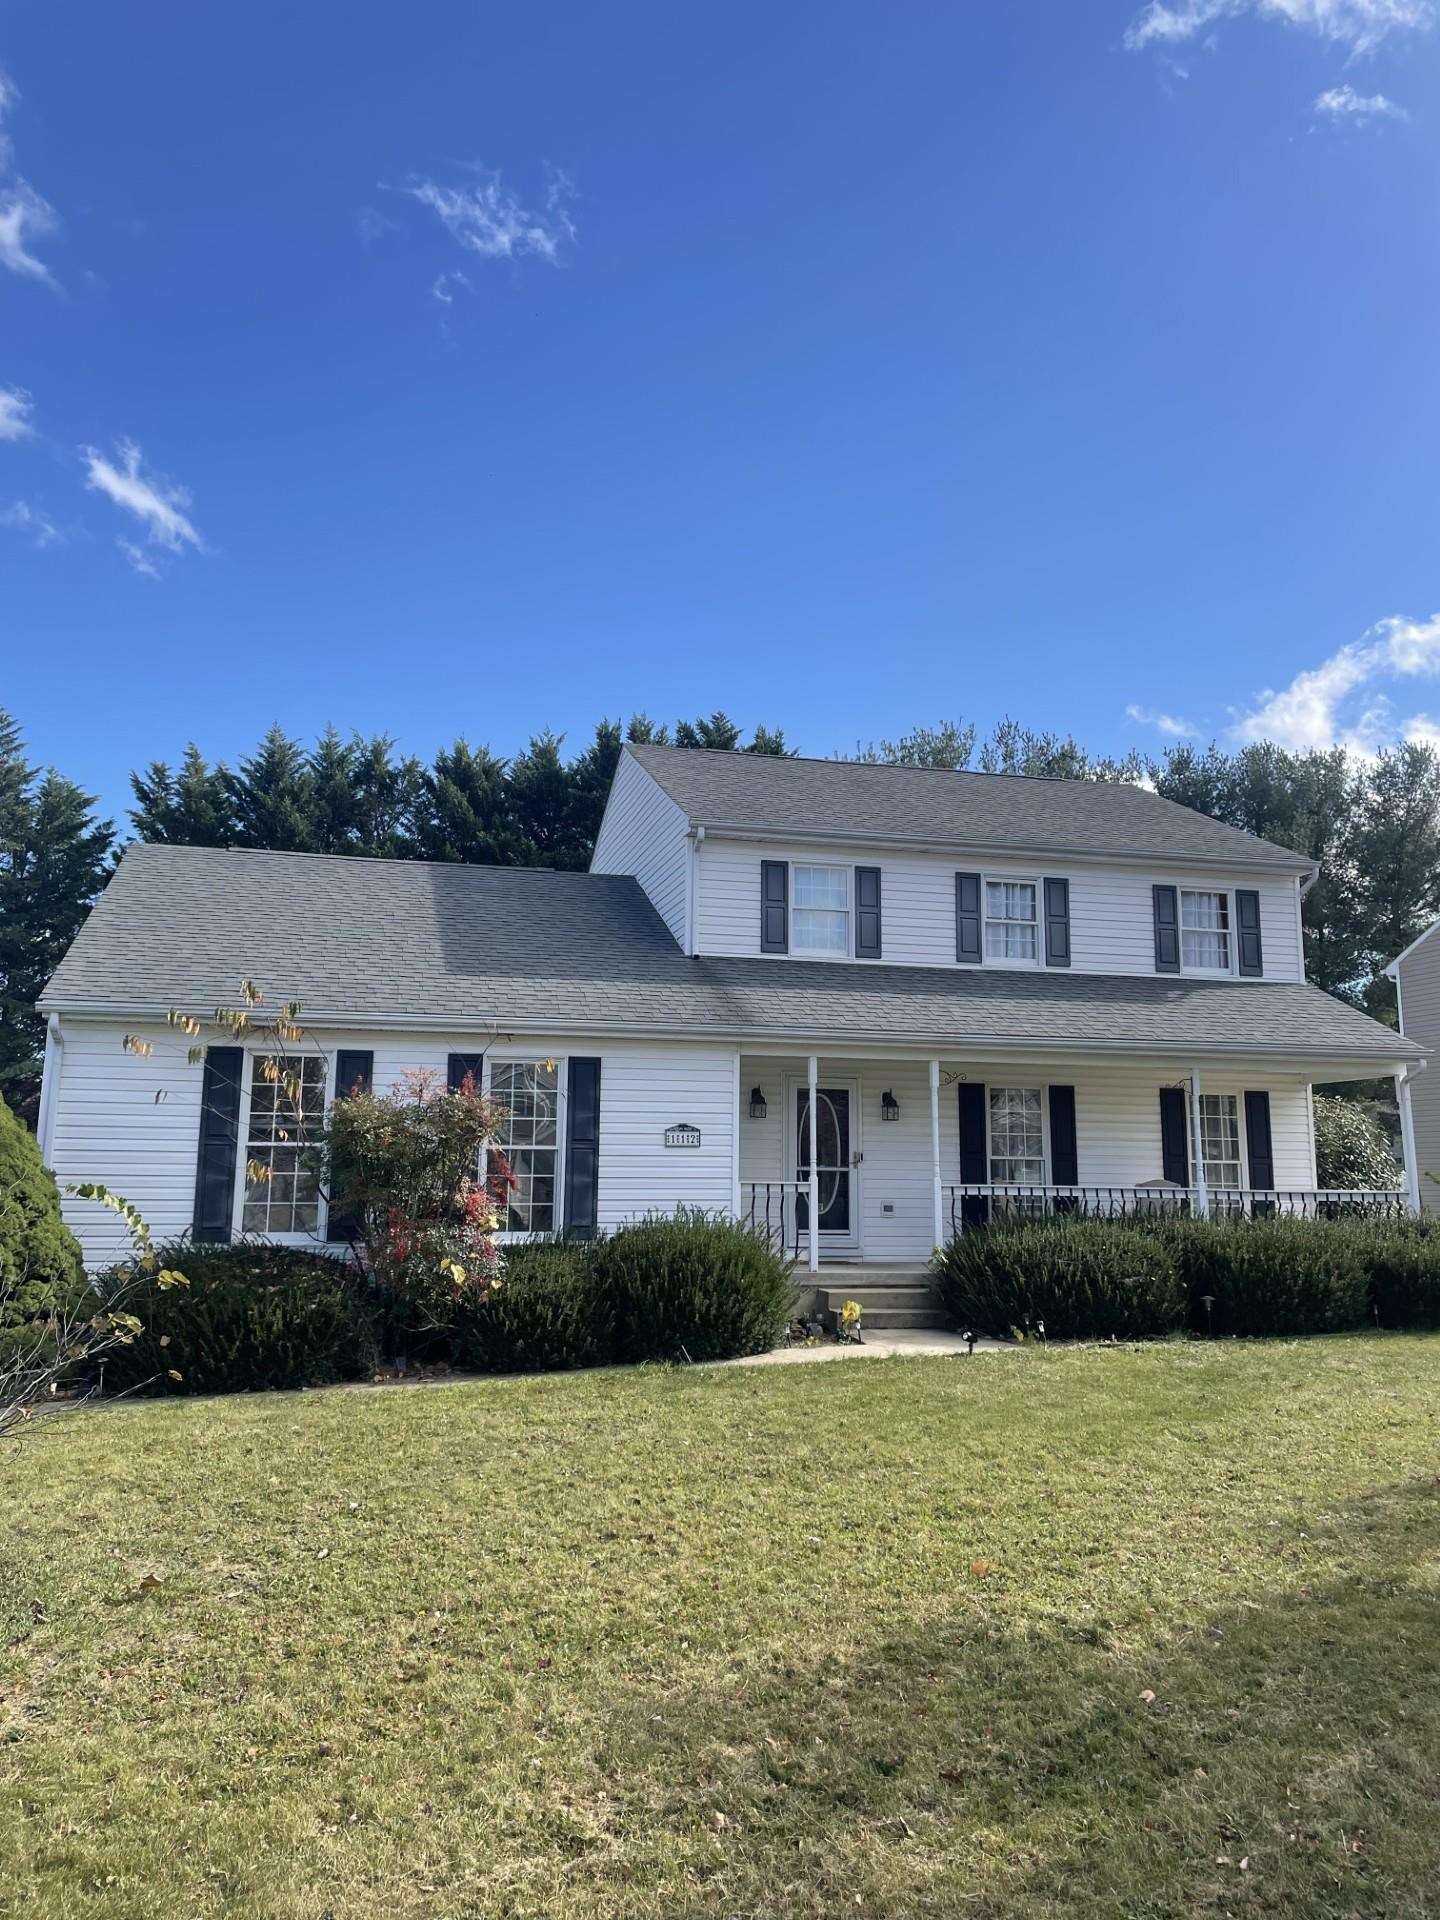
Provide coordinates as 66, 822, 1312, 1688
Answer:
1181, 890, 1230, 972
985, 880, 1039, 962
242, 1055, 327, 1236
793, 865, 850, 953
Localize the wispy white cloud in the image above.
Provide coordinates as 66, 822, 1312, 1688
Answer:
1125, 0, 1434, 52
0, 384, 34, 440
404, 166, 576, 265
116, 537, 161, 578
1126, 703, 1198, 737
0, 499, 60, 548
432, 269, 472, 304
0, 66, 59, 288
1231, 613, 1440, 751
1313, 81, 1407, 117
81, 440, 204, 560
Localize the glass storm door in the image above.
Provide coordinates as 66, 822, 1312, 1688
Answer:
795, 1085, 858, 1250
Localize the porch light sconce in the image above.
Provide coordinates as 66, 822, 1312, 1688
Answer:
748, 1086, 768, 1121
881, 1089, 900, 1123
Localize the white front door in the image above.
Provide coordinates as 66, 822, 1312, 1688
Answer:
791, 1079, 861, 1257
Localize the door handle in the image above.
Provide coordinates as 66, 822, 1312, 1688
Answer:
851, 1151, 863, 1167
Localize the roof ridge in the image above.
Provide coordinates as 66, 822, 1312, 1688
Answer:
125, 842, 638, 882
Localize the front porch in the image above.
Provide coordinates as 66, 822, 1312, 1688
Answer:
737, 1050, 1414, 1273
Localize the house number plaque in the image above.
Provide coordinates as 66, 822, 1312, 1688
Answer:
664, 1123, 702, 1149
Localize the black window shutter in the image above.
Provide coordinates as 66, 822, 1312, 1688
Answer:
1236, 889, 1264, 977
447, 1053, 485, 1093
955, 873, 982, 964
1153, 884, 1180, 974
1043, 878, 1071, 968
760, 860, 789, 954
957, 1081, 989, 1226
326, 1049, 374, 1243
1244, 1090, 1274, 1190
1159, 1086, 1189, 1185
1048, 1085, 1079, 1186
192, 1046, 243, 1244
564, 1058, 602, 1240
854, 865, 882, 959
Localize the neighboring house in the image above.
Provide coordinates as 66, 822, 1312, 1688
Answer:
1385, 927, 1440, 1210
38, 744, 1421, 1276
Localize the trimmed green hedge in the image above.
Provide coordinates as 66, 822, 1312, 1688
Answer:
1164, 1217, 1370, 1338
452, 1242, 613, 1374
456, 1212, 795, 1372
933, 1212, 1440, 1341
99, 1243, 381, 1396
593, 1209, 796, 1363
932, 1218, 1185, 1341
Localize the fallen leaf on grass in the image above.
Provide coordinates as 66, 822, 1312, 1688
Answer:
1139, 1689, 1156, 1705
970, 1560, 991, 1577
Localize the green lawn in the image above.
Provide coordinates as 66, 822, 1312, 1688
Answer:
3, 1341, 1440, 1919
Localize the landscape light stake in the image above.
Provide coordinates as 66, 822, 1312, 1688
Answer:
1201, 1294, 1215, 1339
964, 1329, 976, 1355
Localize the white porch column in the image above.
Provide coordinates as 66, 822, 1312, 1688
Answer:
807, 1054, 820, 1274
1396, 1067, 1422, 1214
929, 1058, 943, 1250
1188, 1069, 1209, 1218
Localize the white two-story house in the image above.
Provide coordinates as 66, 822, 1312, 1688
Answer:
38, 744, 1421, 1282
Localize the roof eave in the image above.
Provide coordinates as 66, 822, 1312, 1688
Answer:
39, 997, 1421, 1063
685, 819, 1315, 875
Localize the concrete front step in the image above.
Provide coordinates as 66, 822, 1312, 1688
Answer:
814, 1277, 949, 1333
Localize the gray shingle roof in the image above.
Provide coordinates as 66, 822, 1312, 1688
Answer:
41, 844, 1414, 1062
626, 744, 1315, 873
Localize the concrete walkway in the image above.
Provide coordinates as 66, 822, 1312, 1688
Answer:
724, 1328, 1012, 1366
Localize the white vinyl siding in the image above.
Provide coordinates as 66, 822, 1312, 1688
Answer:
1395, 937, 1440, 1212
697, 838, 1305, 980
590, 748, 691, 948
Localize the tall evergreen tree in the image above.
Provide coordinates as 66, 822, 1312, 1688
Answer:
508, 732, 584, 868
419, 740, 521, 865
226, 725, 315, 851
130, 745, 235, 845
0, 713, 115, 1123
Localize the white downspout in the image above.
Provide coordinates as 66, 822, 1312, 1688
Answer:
37, 1013, 63, 1162
807, 1053, 819, 1275
1188, 1068, 1209, 1218
929, 1058, 943, 1251
686, 826, 705, 956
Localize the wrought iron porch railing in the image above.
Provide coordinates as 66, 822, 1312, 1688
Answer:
740, 1181, 807, 1261
943, 1184, 1408, 1234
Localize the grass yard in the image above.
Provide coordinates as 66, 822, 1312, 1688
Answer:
2, 1342, 1440, 1919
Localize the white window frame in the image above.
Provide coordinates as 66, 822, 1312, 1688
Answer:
1179, 887, 1234, 977
790, 862, 852, 958
982, 874, 1042, 968
1192, 1090, 1246, 1192
483, 1053, 567, 1242
231, 1049, 334, 1244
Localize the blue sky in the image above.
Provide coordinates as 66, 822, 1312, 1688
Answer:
4, 0, 1440, 823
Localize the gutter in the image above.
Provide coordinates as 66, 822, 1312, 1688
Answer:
36, 1000, 1424, 1063
36, 1013, 63, 1160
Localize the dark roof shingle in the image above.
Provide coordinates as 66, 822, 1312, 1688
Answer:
625, 744, 1314, 872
